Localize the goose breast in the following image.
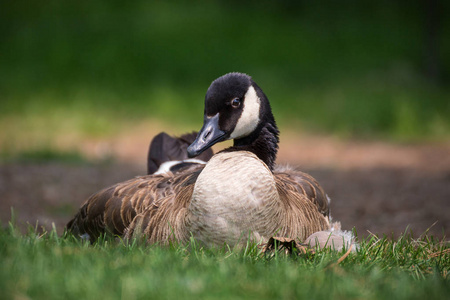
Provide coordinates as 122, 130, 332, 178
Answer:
187, 151, 280, 246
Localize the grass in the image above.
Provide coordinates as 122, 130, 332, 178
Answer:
0, 224, 448, 300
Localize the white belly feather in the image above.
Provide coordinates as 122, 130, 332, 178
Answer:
187, 151, 280, 246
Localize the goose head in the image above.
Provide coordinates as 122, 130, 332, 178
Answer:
187, 72, 279, 170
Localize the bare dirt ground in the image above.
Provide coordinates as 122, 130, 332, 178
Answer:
1, 125, 449, 240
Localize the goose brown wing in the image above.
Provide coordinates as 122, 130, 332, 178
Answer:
66, 167, 202, 242
274, 167, 330, 217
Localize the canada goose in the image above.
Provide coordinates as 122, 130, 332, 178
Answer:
147, 132, 213, 175
67, 72, 353, 249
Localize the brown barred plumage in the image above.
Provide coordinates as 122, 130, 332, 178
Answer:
67, 154, 331, 245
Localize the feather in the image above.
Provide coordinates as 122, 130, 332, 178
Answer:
147, 132, 213, 174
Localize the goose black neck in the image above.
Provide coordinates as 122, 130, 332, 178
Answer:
224, 119, 279, 171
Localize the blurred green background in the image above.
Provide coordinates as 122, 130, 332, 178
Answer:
1, 0, 449, 158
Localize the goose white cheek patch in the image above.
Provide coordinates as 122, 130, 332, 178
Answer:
230, 86, 260, 139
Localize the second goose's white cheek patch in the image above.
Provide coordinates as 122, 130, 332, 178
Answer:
230, 86, 260, 139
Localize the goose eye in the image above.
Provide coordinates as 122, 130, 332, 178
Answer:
231, 98, 241, 108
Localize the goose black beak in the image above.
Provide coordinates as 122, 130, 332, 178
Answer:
187, 114, 226, 158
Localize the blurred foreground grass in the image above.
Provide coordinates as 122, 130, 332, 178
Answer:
0, 223, 449, 300
1, 1, 449, 157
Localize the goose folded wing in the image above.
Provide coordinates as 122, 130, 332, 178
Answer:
67, 168, 203, 242
67, 176, 169, 241
274, 168, 330, 217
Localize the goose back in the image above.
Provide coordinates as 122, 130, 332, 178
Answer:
148, 132, 213, 175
